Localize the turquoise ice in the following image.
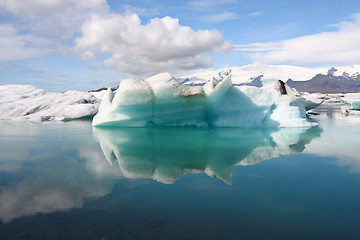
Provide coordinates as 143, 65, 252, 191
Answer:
92, 72, 319, 127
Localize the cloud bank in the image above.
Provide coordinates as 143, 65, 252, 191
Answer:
236, 13, 360, 66
0, 24, 53, 62
0, 0, 108, 36
0, 0, 108, 62
75, 13, 232, 77
0, 0, 231, 77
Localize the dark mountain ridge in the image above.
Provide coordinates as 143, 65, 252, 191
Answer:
286, 67, 360, 93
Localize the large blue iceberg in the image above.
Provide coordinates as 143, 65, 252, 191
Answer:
92, 72, 319, 127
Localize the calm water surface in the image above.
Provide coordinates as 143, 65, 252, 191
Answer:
0, 108, 360, 240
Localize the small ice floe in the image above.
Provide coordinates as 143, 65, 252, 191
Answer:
340, 93, 360, 117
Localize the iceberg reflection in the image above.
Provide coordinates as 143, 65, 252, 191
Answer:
94, 127, 321, 184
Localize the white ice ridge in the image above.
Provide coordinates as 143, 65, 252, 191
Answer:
0, 85, 100, 121
92, 72, 319, 127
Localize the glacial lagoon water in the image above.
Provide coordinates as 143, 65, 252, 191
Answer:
0, 107, 360, 239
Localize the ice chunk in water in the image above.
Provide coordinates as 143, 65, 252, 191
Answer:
92, 73, 318, 128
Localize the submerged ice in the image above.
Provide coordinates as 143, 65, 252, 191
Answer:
93, 72, 318, 127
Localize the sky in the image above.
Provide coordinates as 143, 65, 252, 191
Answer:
0, 0, 360, 91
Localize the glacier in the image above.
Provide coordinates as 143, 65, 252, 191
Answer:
0, 85, 100, 121
92, 72, 318, 128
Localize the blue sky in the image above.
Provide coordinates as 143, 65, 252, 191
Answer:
0, 0, 360, 91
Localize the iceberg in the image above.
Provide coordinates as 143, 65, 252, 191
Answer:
0, 85, 100, 121
93, 72, 318, 127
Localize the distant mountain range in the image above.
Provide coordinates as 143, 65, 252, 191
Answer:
182, 64, 360, 92
287, 67, 360, 93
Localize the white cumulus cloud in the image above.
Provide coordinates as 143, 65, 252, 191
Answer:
75, 13, 232, 77
236, 13, 360, 66
0, 0, 108, 37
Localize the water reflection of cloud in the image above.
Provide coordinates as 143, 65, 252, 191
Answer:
0, 122, 54, 172
304, 118, 360, 173
0, 121, 85, 173
0, 122, 117, 223
0, 156, 114, 223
